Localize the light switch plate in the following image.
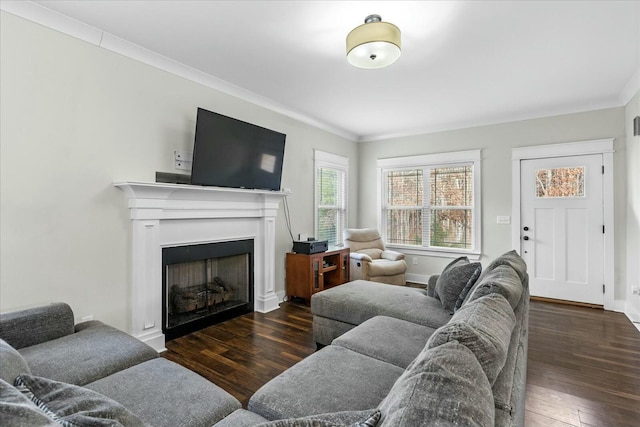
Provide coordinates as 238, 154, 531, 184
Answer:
496, 216, 511, 225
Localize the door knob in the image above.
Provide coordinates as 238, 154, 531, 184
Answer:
523, 236, 530, 241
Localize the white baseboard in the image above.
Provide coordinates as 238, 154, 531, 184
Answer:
623, 301, 640, 333
276, 290, 286, 305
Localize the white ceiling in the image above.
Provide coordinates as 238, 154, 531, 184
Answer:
6, 1, 640, 141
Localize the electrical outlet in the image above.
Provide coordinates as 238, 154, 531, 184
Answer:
174, 150, 192, 171
412, 257, 418, 265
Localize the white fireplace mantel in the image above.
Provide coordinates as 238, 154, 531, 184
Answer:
114, 181, 288, 351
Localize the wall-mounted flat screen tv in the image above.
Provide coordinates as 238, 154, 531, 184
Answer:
190, 108, 286, 191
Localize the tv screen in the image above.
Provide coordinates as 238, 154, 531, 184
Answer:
190, 108, 286, 191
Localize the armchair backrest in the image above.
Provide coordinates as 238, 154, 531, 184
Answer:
343, 228, 386, 256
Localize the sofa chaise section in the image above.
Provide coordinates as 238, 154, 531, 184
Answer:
0, 302, 242, 427
0, 303, 158, 386
311, 280, 451, 345
249, 250, 529, 427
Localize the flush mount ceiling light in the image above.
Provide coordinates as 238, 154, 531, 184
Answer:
346, 14, 401, 69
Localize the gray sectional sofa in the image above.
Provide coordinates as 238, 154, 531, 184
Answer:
0, 250, 528, 427
247, 250, 530, 427
0, 303, 241, 427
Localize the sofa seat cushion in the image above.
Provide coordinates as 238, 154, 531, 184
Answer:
426, 293, 516, 385
86, 358, 240, 427
378, 341, 495, 427
19, 321, 158, 386
0, 339, 32, 385
311, 280, 451, 330
248, 345, 404, 421
367, 259, 406, 277
14, 374, 145, 426
332, 316, 437, 369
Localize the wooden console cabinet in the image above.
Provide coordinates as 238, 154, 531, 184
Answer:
286, 247, 350, 304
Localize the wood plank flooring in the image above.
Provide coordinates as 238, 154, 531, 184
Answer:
524, 302, 640, 427
162, 300, 640, 426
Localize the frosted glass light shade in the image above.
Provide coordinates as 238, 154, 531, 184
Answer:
346, 17, 401, 69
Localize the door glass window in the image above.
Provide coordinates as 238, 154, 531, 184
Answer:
535, 166, 585, 198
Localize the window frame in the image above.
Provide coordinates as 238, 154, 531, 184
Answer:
377, 150, 481, 259
314, 150, 349, 247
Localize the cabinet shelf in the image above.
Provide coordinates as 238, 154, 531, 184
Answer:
286, 248, 350, 305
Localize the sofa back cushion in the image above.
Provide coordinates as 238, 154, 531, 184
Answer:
378, 340, 494, 426
461, 250, 526, 309
0, 303, 74, 349
467, 264, 524, 310
0, 339, 32, 386
426, 293, 516, 385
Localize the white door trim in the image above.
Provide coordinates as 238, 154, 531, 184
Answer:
511, 139, 615, 310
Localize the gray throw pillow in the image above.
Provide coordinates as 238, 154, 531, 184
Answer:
454, 263, 483, 312
0, 339, 32, 385
255, 409, 381, 427
433, 256, 469, 300
426, 293, 516, 385
0, 378, 57, 427
435, 261, 482, 313
14, 374, 145, 427
378, 341, 494, 426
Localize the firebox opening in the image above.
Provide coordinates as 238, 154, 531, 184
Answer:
162, 239, 254, 341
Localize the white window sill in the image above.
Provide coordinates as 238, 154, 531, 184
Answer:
386, 245, 481, 261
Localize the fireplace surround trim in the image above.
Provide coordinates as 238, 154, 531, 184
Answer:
115, 181, 288, 351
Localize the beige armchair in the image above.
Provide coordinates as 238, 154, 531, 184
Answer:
343, 228, 407, 286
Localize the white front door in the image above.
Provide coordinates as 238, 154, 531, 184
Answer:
520, 154, 604, 305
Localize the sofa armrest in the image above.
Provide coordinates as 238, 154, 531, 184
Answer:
350, 252, 373, 262
0, 303, 75, 349
381, 250, 405, 261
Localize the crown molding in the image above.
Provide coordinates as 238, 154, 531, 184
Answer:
0, 1, 359, 142
620, 67, 640, 106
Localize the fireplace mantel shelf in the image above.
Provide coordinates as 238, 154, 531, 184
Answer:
114, 181, 290, 221
114, 180, 288, 351
114, 181, 290, 199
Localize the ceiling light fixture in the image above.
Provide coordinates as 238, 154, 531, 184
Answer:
346, 14, 401, 69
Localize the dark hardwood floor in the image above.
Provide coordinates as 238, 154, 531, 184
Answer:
162, 300, 640, 426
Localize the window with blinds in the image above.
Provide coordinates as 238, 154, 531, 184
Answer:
314, 151, 348, 247
378, 151, 481, 256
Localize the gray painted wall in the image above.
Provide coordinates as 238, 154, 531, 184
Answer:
1, 10, 637, 330
625, 91, 640, 322
357, 108, 628, 305
0, 12, 359, 330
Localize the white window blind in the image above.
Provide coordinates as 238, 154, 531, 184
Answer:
314, 150, 348, 247
378, 150, 481, 256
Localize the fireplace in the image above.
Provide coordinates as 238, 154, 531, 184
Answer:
114, 181, 287, 351
162, 239, 254, 340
